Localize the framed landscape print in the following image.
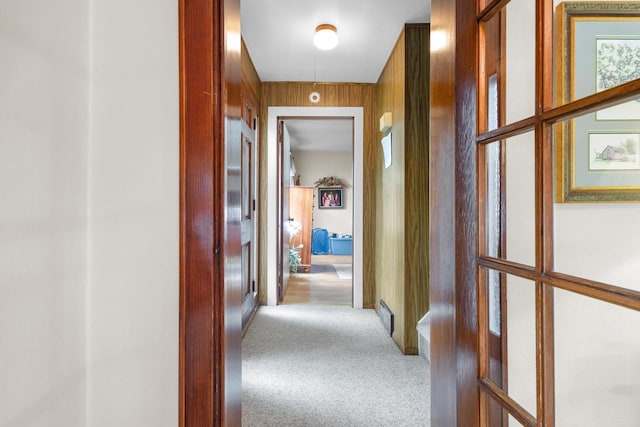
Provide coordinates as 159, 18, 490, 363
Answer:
555, 2, 640, 202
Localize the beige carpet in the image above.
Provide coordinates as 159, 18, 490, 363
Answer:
242, 305, 431, 426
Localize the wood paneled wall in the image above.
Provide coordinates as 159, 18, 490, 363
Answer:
404, 25, 430, 355
257, 82, 378, 307
241, 38, 262, 101
375, 25, 430, 354
376, 31, 408, 350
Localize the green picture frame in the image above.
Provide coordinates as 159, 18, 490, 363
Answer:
555, 1, 640, 202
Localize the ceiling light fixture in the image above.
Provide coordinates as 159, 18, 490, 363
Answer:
313, 24, 339, 50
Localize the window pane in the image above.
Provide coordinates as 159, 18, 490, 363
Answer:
481, 0, 536, 130
484, 269, 537, 418
553, 106, 640, 291
555, 287, 640, 426
505, 274, 537, 418
483, 132, 536, 266
504, 0, 536, 124
554, 2, 640, 108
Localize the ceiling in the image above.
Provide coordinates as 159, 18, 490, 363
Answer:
241, 0, 430, 83
241, 0, 430, 151
286, 119, 353, 152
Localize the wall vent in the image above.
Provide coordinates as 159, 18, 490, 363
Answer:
377, 299, 394, 336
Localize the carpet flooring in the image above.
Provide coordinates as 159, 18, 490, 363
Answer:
242, 305, 431, 426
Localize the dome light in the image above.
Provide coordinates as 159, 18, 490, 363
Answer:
313, 24, 339, 50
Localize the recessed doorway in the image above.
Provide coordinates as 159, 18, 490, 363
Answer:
281, 117, 354, 306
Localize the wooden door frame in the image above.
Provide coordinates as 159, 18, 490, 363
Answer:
430, 0, 481, 425
178, 0, 242, 425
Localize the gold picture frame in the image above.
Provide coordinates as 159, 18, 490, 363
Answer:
555, 1, 640, 202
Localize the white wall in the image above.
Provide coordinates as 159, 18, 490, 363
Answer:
291, 150, 353, 236
504, 1, 640, 425
88, 0, 179, 426
553, 205, 640, 426
0, 1, 179, 426
0, 1, 89, 426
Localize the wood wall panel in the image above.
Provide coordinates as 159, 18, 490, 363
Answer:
404, 24, 430, 353
375, 25, 430, 354
257, 82, 377, 307
376, 30, 407, 351
241, 38, 262, 101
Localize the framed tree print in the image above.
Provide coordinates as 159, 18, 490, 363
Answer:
555, 1, 640, 202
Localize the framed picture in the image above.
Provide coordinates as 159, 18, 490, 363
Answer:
318, 187, 343, 209
555, 2, 640, 202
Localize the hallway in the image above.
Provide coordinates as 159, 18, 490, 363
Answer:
242, 304, 430, 426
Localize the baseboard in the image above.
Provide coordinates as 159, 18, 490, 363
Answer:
376, 299, 394, 336
403, 346, 419, 356
242, 304, 260, 337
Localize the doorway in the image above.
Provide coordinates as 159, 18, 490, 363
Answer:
266, 107, 364, 308
280, 117, 355, 305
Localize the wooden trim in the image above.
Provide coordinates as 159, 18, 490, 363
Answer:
536, 282, 555, 427
479, 379, 537, 427
476, 117, 536, 144
179, 0, 220, 422
478, 0, 509, 23
430, 0, 481, 423
478, 256, 640, 310
430, 0, 460, 423
179, 0, 242, 425
456, 0, 481, 421
543, 78, 640, 124
178, 0, 186, 423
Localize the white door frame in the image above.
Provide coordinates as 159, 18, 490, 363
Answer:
267, 106, 364, 308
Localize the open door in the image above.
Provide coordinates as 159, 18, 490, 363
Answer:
276, 120, 292, 302
241, 88, 259, 329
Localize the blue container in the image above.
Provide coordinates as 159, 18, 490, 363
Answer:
311, 228, 330, 255
329, 237, 352, 255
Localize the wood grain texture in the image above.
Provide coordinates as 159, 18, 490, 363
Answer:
404, 24, 430, 354
375, 26, 430, 355
241, 38, 262, 102
429, 0, 480, 424
179, 0, 219, 423
288, 187, 314, 267
257, 82, 377, 307
179, 0, 242, 425
376, 29, 407, 352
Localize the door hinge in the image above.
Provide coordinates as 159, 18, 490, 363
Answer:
252, 280, 256, 292
252, 199, 256, 211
